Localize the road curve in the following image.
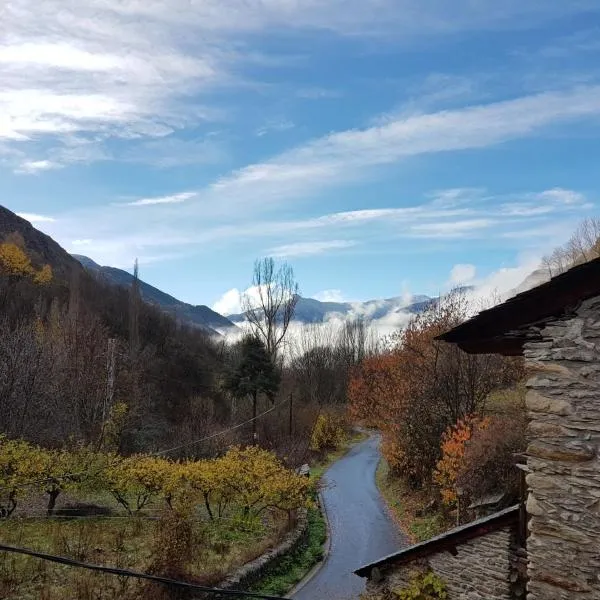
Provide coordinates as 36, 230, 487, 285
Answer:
293, 435, 406, 600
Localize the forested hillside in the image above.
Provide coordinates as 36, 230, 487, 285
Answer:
73, 254, 237, 334
0, 206, 365, 460
0, 207, 230, 454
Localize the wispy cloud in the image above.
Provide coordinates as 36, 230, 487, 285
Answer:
2, 1, 597, 170
125, 192, 197, 207
256, 118, 295, 137
16, 159, 60, 174
206, 86, 600, 208
267, 240, 357, 258
36, 184, 593, 268
410, 219, 494, 238
16, 212, 56, 223
448, 263, 477, 285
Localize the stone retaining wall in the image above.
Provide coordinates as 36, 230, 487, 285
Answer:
217, 508, 309, 594
523, 295, 600, 599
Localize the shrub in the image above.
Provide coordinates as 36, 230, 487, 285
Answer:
310, 412, 347, 453
434, 416, 490, 507
360, 571, 448, 600
396, 570, 448, 599
457, 413, 526, 505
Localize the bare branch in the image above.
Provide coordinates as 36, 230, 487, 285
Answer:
242, 257, 299, 361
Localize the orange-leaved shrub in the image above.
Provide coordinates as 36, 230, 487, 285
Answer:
434, 416, 490, 506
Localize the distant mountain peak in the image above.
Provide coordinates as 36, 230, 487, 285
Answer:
227, 293, 434, 325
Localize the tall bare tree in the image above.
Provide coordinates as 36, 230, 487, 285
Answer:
242, 257, 299, 361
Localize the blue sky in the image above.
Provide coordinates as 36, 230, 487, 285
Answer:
2, 1, 600, 314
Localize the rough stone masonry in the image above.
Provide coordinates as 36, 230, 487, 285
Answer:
365, 526, 516, 599
524, 295, 600, 599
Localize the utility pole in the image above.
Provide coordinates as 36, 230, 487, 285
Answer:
289, 392, 293, 437
98, 337, 116, 449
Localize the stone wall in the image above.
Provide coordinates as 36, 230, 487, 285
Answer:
524, 295, 600, 599
366, 526, 516, 599
217, 508, 309, 593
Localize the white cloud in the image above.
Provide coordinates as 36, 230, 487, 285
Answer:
17, 159, 60, 174
410, 219, 493, 238
212, 288, 242, 315
313, 289, 346, 302
206, 86, 600, 208
465, 254, 543, 309
256, 118, 295, 137
449, 263, 477, 285
30, 183, 593, 271
534, 187, 587, 205
212, 284, 291, 315
125, 192, 196, 207
2, 1, 595, 167
16, 212, 56, 223
267, 240, 357, 258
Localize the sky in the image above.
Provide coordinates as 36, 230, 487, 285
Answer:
2, 1, 600, 315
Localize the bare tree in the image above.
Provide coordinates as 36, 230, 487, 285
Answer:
242, 257, 299, 361
541, 217, 600, 276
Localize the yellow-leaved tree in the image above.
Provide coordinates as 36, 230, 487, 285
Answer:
102, 454, 174, 515
218, 446, 312, 520
0, 436, 46, 517
0, 242, 52, 284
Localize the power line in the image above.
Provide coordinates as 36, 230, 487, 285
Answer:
0, 397, 290, 492
152, 396, 290, 456
0, 542, 287, 599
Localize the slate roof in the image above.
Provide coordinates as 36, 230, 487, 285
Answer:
354, 505, 519, 578
437, 257, 600, 355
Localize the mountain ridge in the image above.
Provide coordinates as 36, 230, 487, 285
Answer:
226, 293, 434, 325
73, 255, 237, 333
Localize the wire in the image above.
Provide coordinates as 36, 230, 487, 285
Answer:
0, 397, 290, 492
0, 542, 287, 599
152, 396, 290, 457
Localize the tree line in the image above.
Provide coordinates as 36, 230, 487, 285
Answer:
0, 236, 364, 470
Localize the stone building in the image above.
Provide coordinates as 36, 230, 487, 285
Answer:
355, 506, 523, 599
356, 256, 600, 599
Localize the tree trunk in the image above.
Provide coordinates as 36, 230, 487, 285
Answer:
47, 488, 60, 516
252, 391, 258, 443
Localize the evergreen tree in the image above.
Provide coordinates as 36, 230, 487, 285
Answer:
227, 335, 280, 443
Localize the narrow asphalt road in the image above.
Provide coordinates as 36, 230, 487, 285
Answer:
293, 435, 406, 600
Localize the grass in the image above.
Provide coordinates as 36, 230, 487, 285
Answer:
250, 506, 327, 597
0, 511, 287, 599
375, 458, 449, 544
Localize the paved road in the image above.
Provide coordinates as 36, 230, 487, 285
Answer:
293, 435, 406, 600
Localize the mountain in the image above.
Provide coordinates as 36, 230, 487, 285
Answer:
73, 255, 237, 333
227, 294, 433, 325
506, 267, 550, 298
0, 206, 83, 279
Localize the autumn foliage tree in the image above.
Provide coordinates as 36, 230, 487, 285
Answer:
434, 416, 490, 506
0, 242, 52, 284
349, 291, 523, 489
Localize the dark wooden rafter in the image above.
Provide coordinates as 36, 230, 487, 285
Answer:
355, 506, 519, 578
437, 257, 600, 356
